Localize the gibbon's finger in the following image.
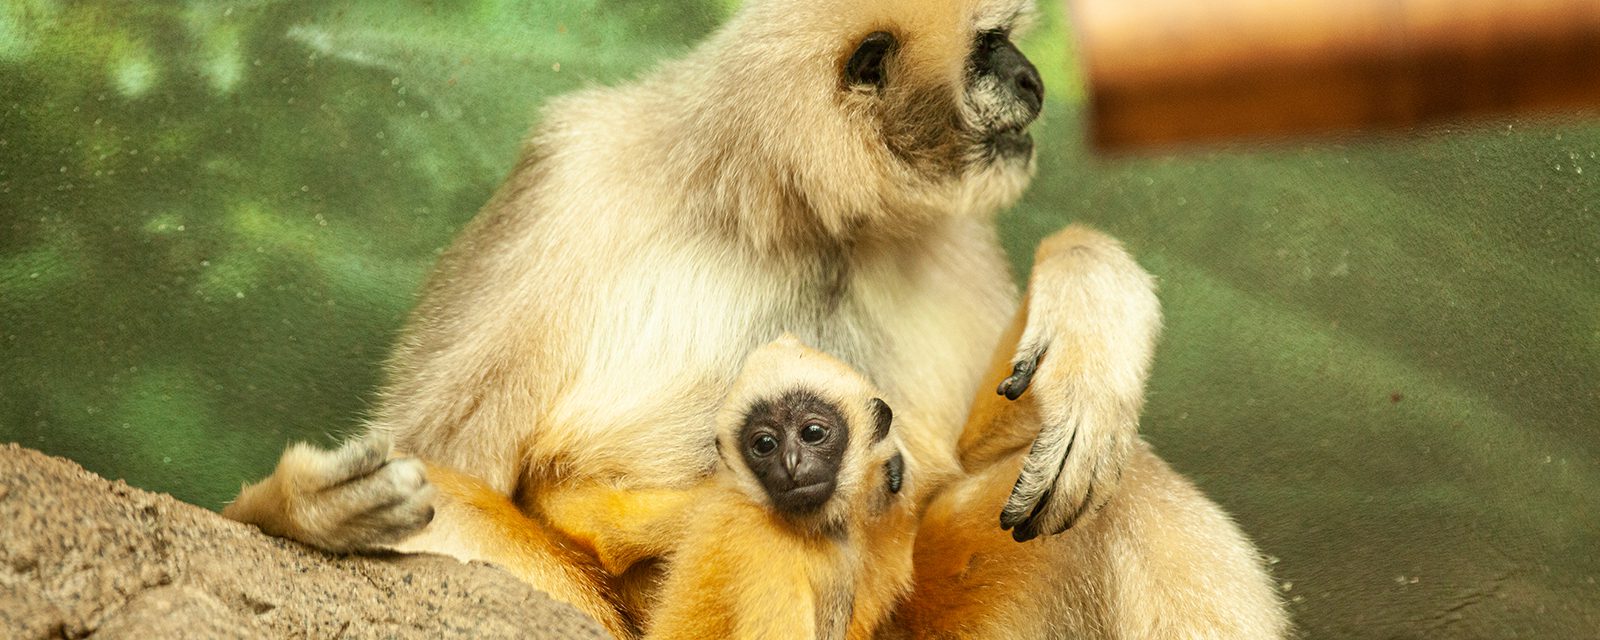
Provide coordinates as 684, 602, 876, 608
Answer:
1008, 440, 1097, 542
884, 453, 905, 495
1021, 468, 1099, 542
999, 419, 1076, 533
1011, 416, 1128, 540
303, 457, 436, 552
996, 344, 1047, 401
319, 432, 394, 491
319, 457, 429, 506
1008, 478, 1054, 542
335, 469, 439, 547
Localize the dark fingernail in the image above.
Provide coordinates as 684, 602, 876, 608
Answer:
884, 454, 904, 494
997, 377, 1024, 400
1012, 521, 1038, 543
999, 359, 1037, 400
1000, 510, 1020, 530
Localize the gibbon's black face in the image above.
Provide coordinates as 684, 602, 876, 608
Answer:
740, 390, 850, 515
738, 391, 905, 516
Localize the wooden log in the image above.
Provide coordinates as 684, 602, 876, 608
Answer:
1071, 0, 1600, 151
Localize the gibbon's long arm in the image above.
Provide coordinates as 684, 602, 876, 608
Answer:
224, 435, 643, 636
962, 224, 1163, 542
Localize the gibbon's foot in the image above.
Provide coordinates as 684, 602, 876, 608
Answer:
995, 226, 1160, 543
224, 434, 437, 553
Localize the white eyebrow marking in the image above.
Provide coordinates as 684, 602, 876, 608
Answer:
974, 0, 1039, 35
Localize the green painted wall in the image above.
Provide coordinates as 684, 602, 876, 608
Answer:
2, 1, 1595, 636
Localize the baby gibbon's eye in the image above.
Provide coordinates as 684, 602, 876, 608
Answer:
800, 423, 828, 444
751, 434, 779, 456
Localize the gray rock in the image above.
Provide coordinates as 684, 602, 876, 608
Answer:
0, 444, 609, 639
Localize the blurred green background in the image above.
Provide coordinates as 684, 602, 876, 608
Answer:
1, 0, 1595, 637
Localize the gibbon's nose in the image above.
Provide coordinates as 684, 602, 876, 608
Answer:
1013, 62, 1044, 115
783, 447, 802, 485
986, 37, 1045, 117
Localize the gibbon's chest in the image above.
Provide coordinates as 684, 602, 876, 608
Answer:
804, 241, 1016, 455
725, 233, 1015, 451
555, 229, 1013, 484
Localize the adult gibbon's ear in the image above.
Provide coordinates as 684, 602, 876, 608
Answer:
845, 31, 897, 89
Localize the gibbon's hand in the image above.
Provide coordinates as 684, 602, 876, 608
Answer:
224, 433, 436, 552
995, 226, 1161, 542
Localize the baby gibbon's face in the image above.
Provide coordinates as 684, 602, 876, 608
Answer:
716, 336, 908, 531
737, 389, 851, 516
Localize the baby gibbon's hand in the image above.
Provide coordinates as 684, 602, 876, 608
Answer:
996, 226, 1161, 542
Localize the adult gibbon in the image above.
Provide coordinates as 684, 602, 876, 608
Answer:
222, 0, 1258, 635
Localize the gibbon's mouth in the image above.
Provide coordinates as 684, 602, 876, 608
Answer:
773, 480, 837, 515
988, 125, 1034, 158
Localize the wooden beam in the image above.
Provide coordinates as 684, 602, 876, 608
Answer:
1071, 0, 1600, 152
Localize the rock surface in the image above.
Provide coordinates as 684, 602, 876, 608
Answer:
0, 444, 609, 639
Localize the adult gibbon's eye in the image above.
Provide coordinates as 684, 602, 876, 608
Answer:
800, 423, 828, 444
845, 31, 896, 88
975, 30, 997, 54
752, 434, 778, 456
